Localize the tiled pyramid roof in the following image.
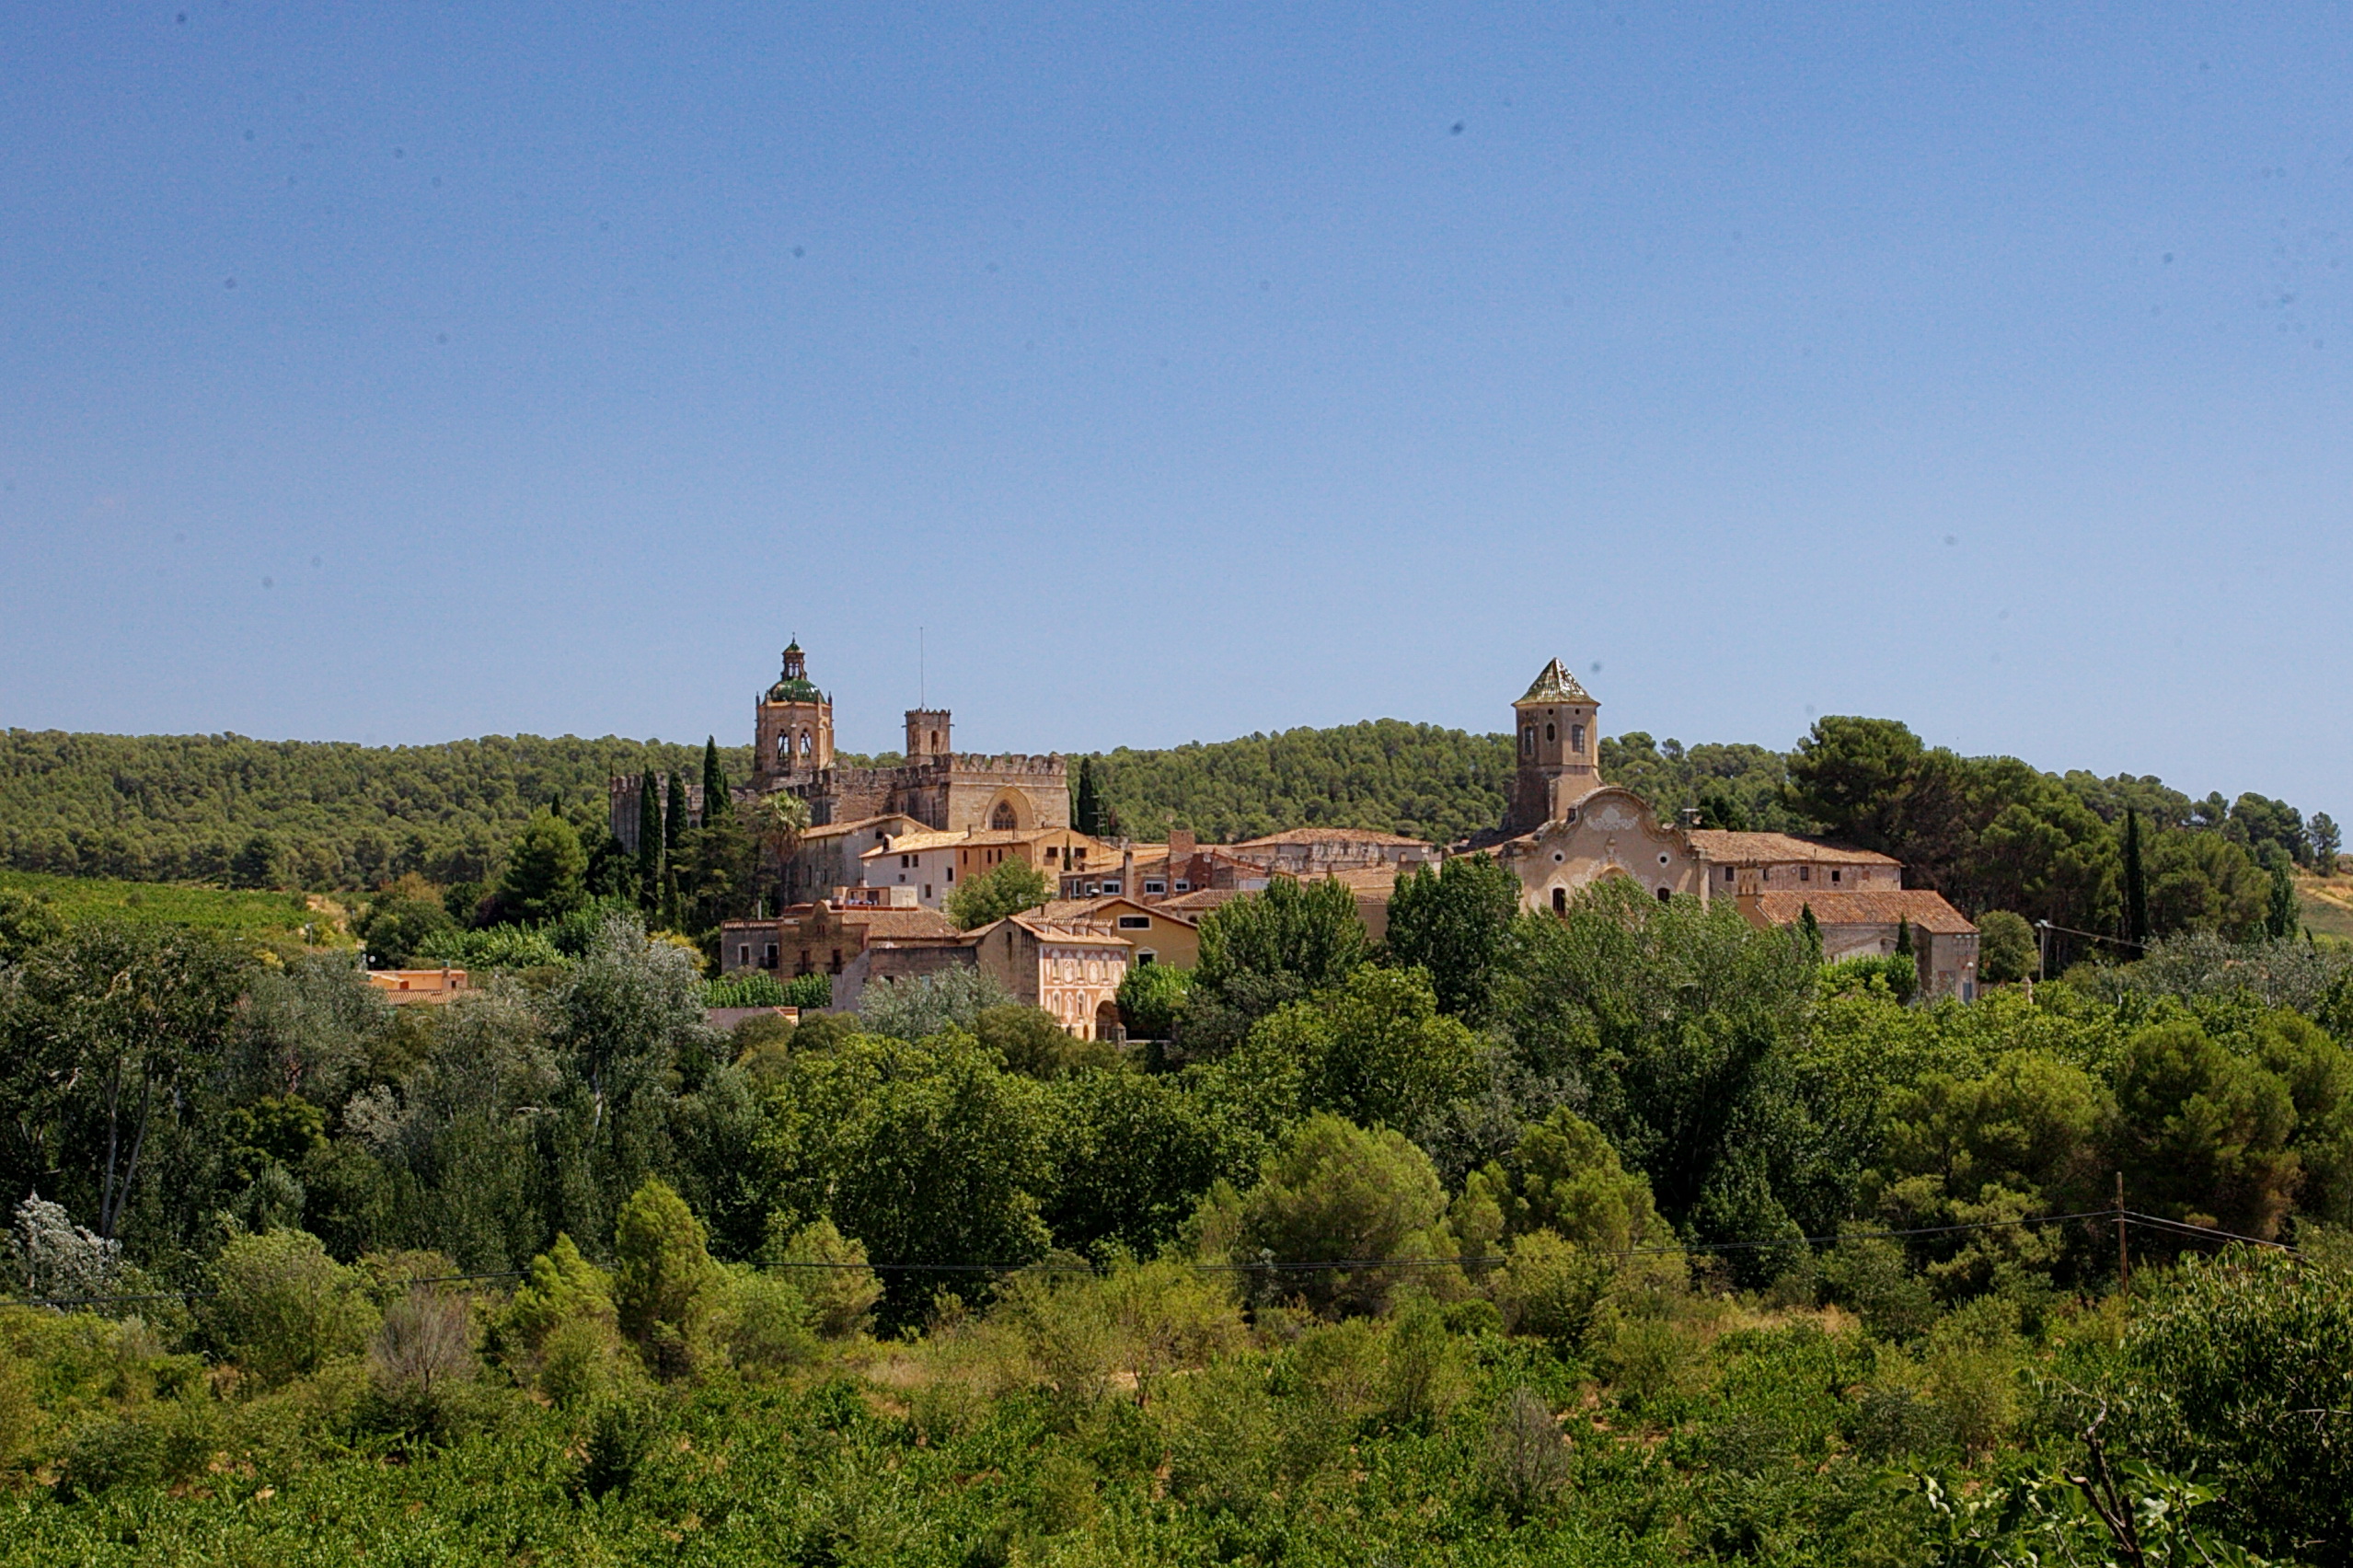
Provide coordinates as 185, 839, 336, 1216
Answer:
1517, 658, 1594, 705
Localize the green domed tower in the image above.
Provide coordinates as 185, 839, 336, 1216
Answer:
754, 640, 833, 787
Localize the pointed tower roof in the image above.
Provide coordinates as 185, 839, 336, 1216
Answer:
1516, 658, 1594, 706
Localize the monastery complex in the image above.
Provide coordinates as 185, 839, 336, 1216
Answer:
615, 647, 1981, 1038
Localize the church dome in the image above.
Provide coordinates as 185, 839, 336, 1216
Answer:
767, 641, 824, 704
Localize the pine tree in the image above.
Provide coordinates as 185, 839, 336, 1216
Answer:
701, 737, 729, 822
2123, 808, 2151, 949
1074, 757, 1103, 837
636, 767, 663, 911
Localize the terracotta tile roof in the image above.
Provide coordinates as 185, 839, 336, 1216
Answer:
1040, 896, 1199, 927
859, 830, 969, 858
1517, 658, 1594, 704
980, 913, 1136, 947
1232, 826, 1433, 848
1315, 865, 1414, 892
799, 813, 925, 842
1158, 887, 1251, 914
1751, 889, 1977, 935
1687, 831, 1899, 868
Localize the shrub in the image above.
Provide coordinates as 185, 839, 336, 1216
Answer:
714, 1268, 817, 1376
1482, 1385, 1570, 1518
1380, 1294, 1468, 1427
1495, 1229, 1614, 1345
2096, 1248, 2353, 1564
1822, 1233, 1938, 1341
202, 1228, 379, 1388
707, 971, 788, 1009
363, 1286, 481, 1439
762, 1218, 882, 1340
500, 1234, 630, 1407
780, 971, 833, 1009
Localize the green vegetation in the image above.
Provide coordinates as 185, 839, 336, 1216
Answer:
944, 857, 1051, 930
0, 870, 339, 949
6, 870, 2353, 1562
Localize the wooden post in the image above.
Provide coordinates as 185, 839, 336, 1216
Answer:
2115, 1171, 2129, 1296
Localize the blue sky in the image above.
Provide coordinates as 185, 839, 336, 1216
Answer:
1, 3, 2346, 815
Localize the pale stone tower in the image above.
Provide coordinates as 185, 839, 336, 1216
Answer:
1507, 658, 1600, 832
753, 641, 833, 788
904, 708, 952, 762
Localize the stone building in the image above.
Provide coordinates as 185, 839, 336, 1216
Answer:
615, 640, 1071, 874
1475, 658, 1981, 999
970, 913, 1134, 1041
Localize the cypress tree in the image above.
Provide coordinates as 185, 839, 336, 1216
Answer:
2123, 809, 2151, 949
1797, 903, 1822, 960
1894, 916, 1913, 957
665, 770, 689, 853
701, 737, 729, 821
636, 767, 663, 910
2267, 856, 2299, 941
1074, 757, 1103, 837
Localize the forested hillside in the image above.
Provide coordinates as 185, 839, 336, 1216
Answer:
0, 731, 752, 888
3, 717, 2338, 955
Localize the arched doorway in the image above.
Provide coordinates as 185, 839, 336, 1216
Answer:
1094, 1000, 1124, 1043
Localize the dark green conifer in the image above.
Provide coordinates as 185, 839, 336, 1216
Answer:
1894, 916, 1912, 957
1074, 757, 1104, 837
2122, 808, 2151, 949
701, 737, 729, 821
663, 770, 686, 853
1797, 903, 1822, 959
636, 767, 662, 910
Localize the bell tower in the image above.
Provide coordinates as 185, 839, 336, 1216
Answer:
1508, 658, 1600, 832
754, 640, 834, 788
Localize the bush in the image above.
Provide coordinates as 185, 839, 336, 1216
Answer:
500, 1234, 631, 1407
363, 1286, 482, 1440
762, 1218, 882, 1340
714, 1268, 817, 1376
2096, 1248, 2353, 1564
707, 971, 788, 1009
1821, 953, 1919, 1004
1482, 1385, 1570, 1518
202, 1228, 379, 1388
1495, 1229, 1614, 1345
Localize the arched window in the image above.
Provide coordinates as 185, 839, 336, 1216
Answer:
1570, 724, 1586, 753
991, 802, 1018, 831
1545, 722, 1556, 743
929, 731, 940, 751
1551, 887, 1567, 915
1521, 726, 1535, 756
1655, 886, 1671, 904
776, 734, 789, 759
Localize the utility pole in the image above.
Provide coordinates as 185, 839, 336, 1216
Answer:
2115, 1171, 2130, 1297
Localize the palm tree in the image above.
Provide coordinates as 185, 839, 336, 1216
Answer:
754, 791, 812, 905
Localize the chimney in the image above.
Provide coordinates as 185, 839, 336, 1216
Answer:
1121, 847, 1135, 890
